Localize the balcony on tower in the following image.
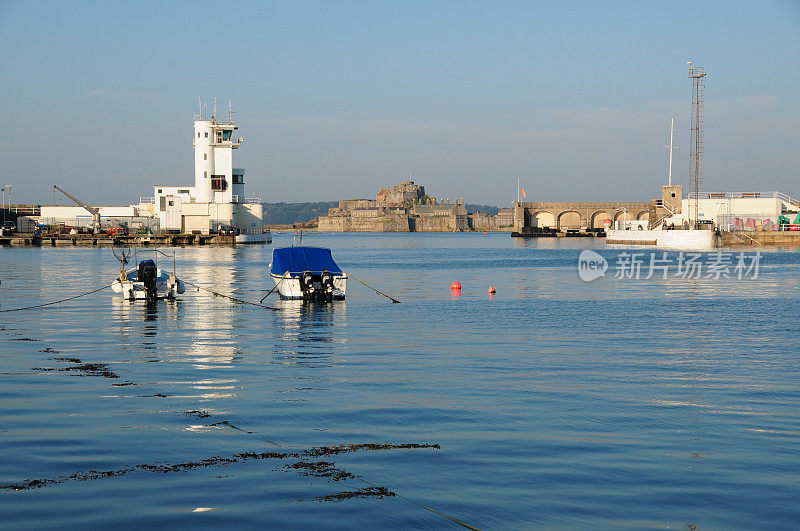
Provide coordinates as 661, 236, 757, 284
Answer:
211, 124, 242, 148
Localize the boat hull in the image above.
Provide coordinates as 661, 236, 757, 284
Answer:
606, 229, 717, 250
111, 268, 185, 300
236, 231, 272, 244
270, 273, 346, 300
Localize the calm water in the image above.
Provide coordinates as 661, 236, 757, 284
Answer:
1, 234, 799, 529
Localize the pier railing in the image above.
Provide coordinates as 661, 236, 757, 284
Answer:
702, 191, 800, 205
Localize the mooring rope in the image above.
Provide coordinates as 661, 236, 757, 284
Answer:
183, 280, 279, 311
354, 475, 480, 530
0, 284, 113, 313
260, 276, 285, 303
346, 273, 401, 303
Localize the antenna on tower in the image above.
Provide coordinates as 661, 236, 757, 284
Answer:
661, 117, 679, 186
228, 98, 232, 123
687, 62, 706, 230
198, 96, 202, 119
213, 96, 217, 121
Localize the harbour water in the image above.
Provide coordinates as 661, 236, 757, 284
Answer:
1, 233, 799, 529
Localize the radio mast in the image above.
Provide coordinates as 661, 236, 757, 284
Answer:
687, 62, 706, 229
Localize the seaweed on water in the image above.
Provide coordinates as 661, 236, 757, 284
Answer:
185, 410, 211, 418
1, 451, 291, 491
1, 443, 440, 493
286, 461, 354, 481
305, 443, 441, 457
61, 363, 119, 379
31, 357, 119, 379
315, 486, 396, 502
38, 348, 59, 353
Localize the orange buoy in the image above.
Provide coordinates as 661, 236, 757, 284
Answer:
451, 281, 462, 290
483, 232, 487, 235
488, 286, 496, 294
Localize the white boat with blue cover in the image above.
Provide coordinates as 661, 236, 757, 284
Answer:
269, 246, 347, 301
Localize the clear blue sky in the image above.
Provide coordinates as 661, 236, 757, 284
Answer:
1, 0, 798, 207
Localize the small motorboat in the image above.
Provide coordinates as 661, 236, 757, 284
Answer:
269, 246, 347, 301
111, 248, 185, 301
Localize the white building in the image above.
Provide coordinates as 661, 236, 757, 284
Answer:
40, 204, 156, 232
664, 191, 800, 230
151, 110, 264, 237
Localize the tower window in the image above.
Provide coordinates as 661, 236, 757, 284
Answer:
233, 174, 243, 184
204, 132, 208, 138
211, 176, 227, 191
197, 132, 200, 138
671, 192, 676, 198
204, 171, 207, 178
204, 153, 207, 160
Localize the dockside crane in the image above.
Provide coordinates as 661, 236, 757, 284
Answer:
53, 185, 101, 234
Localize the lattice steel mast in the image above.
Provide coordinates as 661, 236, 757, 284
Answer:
687, 62, 706, 229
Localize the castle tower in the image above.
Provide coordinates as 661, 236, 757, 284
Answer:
193, 118, 244, 204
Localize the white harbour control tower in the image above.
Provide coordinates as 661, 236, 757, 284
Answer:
147, 100, 264, 240
192, 117, 244, 204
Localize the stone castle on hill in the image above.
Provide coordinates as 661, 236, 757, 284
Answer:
317, 181, 513, 232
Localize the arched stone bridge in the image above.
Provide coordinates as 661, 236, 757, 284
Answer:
513, 201, 655, 233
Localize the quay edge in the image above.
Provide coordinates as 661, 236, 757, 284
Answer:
0, 233, 269, 247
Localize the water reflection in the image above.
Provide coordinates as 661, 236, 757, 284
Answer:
269, 302, 346, 401
112, 297, 181, 356
275, 300, 346, 343
182, 248, 241, 370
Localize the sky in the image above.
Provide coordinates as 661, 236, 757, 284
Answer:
1, 0, 799, 207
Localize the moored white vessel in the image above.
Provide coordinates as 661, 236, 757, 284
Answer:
606, 226, 717, 250
269, 246, 347, 301
235, 228, 271, 244
111, 249, 185, 301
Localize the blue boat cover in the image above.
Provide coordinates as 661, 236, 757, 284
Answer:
270, 247, 343, 277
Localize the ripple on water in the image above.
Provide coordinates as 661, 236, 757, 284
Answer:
1, 238, 799, 528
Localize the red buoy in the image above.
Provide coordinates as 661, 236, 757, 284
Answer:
488, 286, 496, 294
451, 281, 462, 290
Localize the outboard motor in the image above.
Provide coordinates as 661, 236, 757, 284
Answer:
321, 269, 334, 298
300, 270, 315, 299
138, 260, 158, 300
